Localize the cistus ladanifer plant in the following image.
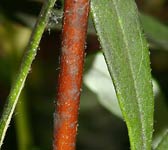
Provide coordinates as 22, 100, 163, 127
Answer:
0, 0, 168, 150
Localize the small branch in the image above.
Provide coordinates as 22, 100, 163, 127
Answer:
0, 0, 57, 147
53, 0, 90, 150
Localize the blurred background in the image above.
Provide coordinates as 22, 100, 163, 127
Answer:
0, 0, 168, 149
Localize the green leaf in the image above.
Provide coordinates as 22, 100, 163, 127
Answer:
84, 53, 122, 118
152, 80, 168, 149
0, 0, 57, 147
155, 130, 168, 150
140, 14, 168, 51
84, 54, 160, 120
91, 0, 154, 150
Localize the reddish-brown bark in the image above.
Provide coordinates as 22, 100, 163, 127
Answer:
53, 0, 90, 150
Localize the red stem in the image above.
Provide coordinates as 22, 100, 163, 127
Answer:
53, 0, 90, 150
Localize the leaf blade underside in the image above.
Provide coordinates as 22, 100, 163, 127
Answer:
91, 0, 154, 149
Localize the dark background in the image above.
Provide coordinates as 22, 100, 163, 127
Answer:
0, 0, 168, 149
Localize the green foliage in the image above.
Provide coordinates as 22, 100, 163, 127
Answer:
91, 0, 154, 149
0, 0, 168, 149
84, 53, 122, 118
140, 14, 168, 50
155, 130, 168, 150
0, 0, 57, 147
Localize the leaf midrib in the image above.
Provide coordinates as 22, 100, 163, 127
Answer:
111, 1, 145, 149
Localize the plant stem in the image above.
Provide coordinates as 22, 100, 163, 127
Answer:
53, 0, 90, 150
0, 0, 57, 147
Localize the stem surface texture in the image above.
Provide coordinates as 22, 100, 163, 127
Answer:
54, 0, 90, 150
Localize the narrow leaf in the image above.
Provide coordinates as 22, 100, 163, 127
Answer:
91, 0, 154, 150
140, 14, 168, 51
0, 0, 57, 147
155, 130, 168, 150
84, 53, 122, 118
